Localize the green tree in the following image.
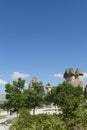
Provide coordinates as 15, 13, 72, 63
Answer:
24, 82, 45, 114
5, 78, 25, 112
45, 82, 85, 129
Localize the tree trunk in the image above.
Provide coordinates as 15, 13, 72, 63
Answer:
33, 108, 35, 115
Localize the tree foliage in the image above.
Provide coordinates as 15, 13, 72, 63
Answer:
24, 82, 45, 114
4, 79, 87, 130
9, 109, 65, 130
5, 78, 25, 112
45, 82, 86, 129
4, 78, 45, 115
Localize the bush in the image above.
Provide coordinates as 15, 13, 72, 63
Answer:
9, 109, 65, 130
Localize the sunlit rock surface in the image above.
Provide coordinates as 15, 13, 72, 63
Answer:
63, 68, 85, 90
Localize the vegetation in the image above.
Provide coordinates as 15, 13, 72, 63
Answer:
9, 109, 65, 130
2, 79, 87, 130
4, 78, 45, 114
5, 78, 25, 112
45, 82, 86, 129
0, 115, 7, 119
24, 82, 45, 114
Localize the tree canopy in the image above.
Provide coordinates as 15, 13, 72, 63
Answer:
5, 78, 25, 112
3, 79, 87, 130
24, 82, 45, 114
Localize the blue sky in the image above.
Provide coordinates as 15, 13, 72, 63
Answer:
0, 0, 87, 93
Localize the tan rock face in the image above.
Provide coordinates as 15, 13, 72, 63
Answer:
63, 68, 85, 90
63, 68, 75, 79
28, 77, 38, 89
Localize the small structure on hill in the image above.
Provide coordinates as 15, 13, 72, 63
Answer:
63, 68, 85, 90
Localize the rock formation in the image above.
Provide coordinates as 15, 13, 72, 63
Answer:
28, 77, 38, 89
46, 83, 52, 92
63, 68, 85, 90
63, 68, 75, 84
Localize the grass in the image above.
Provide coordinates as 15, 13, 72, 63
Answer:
0, 115, 7, 119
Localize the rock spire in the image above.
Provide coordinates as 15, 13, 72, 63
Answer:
63, 68, 84, 90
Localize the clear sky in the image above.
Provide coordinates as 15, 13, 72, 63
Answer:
0, 0, 87, 93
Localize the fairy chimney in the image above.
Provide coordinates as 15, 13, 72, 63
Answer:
63, 68, 75, 84
46, 83, 52, 93
28, 77, 38, 89
74, 68, 84, 89
63, 68, 85, 90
